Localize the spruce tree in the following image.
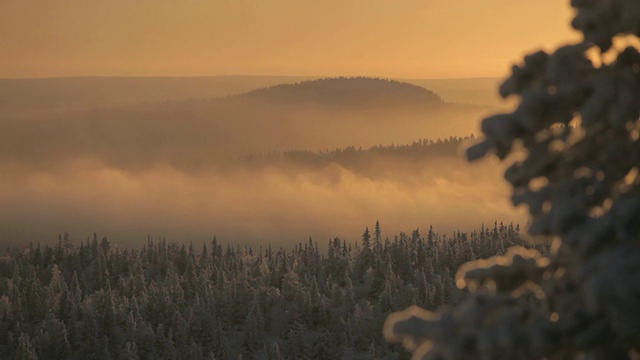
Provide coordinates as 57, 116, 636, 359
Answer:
16, 333, 38, 360
385, 1, 640, 358
264, 343, 278, 360
242, 299, 264, 353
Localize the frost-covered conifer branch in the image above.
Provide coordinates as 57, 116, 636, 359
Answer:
385, 1, 640, 358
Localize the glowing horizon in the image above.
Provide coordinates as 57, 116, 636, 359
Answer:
1, 1, 578, 79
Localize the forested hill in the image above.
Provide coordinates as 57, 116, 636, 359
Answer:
0, 78, 483, 171
0, 222, 547, 359
241, 77, 444, 108
0, 76, 499, 120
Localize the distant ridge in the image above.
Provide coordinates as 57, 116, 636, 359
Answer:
241, 77, 444, 107
0, 76, 503, 119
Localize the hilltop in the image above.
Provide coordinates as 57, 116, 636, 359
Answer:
241, 77, 443, 107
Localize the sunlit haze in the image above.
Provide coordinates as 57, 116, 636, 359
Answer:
1, 0, 577, 78
0, 2, 578, 247
1, 2, 634, 359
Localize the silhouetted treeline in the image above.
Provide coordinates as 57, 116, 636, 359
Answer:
0, 222, 546, 359
241, 135, 473, 171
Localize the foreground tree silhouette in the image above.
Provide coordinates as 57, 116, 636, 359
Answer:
385, 2, 640, 359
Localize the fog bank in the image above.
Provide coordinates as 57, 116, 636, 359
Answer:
0, 155, 525, 248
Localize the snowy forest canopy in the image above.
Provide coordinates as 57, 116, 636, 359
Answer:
0, 222, 545, 359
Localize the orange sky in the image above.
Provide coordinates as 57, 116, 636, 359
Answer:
0, 0, 579, 79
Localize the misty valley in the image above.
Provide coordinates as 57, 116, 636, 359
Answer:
0, 76, 525, 359
0, 77, 520, 248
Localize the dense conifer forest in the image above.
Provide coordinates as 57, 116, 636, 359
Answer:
0, 222, 547, 359
239, 136, 471, 171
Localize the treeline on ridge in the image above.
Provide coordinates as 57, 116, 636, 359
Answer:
239, 135, 473, 171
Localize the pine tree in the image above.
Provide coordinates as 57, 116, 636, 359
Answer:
374, 221, 382, 250
362, 227, 371, 252
185, 338, 203, 360
242, 299, 264, 353
311, 330, 333, 360
385, 1, 640, 358
123, 342, 140, 360
268, 342, 282, 360
211, 320, 229, 360
284, 321, 307, 360
16, 333, 38, 360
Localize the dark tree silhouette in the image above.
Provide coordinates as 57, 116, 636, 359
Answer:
385, 1, 640, 359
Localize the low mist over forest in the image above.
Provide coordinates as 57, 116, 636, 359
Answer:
0, 77, 522, 247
